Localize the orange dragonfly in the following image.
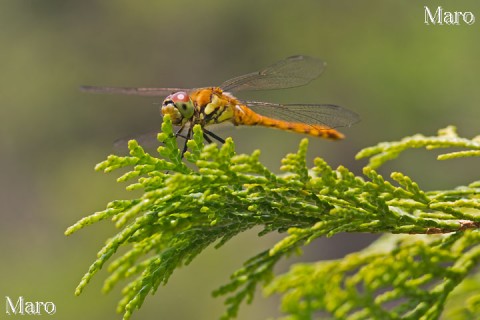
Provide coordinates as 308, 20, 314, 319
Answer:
81, 55, 359, 153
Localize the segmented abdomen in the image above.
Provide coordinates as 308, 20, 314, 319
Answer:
233, 105, 344, 140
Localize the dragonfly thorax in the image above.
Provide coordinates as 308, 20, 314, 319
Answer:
161, 91, 195, 125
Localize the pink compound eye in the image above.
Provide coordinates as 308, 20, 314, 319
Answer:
162, 91, 194, 120
170, 91, 189, 103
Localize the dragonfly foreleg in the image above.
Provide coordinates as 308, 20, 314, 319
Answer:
175, 123, 225, 158
180, 122, 194, 158
174, 125, 189, 139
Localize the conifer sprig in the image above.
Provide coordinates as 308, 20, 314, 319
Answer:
66, 118, 479, 319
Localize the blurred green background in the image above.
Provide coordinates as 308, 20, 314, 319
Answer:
1, 1, 479, 319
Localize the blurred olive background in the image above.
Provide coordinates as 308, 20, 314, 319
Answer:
1, 1, 479, 319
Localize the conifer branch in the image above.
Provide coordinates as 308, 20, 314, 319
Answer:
66, 117, 480, 319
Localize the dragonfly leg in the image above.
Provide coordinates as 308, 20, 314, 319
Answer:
175, 123, 224, 158
175, 125, 189, 139
203, 132, 213, 143
180, 122, 194, 158
203, 128, 226, 144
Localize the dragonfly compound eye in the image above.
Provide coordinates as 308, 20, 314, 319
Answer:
161, 91, 194, 125
171, 91, 194, 118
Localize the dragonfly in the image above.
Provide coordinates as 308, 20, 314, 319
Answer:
81, 55, 359, 155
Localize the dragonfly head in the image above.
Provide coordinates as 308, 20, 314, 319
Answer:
161, 91, 194, 125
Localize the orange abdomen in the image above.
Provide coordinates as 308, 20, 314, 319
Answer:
233, 105, 344, 140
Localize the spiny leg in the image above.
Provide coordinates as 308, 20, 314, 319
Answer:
180, 122, 194, 158
203, 132, 213, 143
175, 125, 188, 139
174, 125, 225, 159
174, 124, 190, 159
203, 128, 226, 144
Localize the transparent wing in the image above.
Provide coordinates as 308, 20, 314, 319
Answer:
80, 85, 191, 97
220, 55, 326, 92
244, 100, 360, 129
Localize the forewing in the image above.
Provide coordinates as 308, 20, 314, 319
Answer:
220, 55, 326, 92
244, 100, 360, 129
80, 86, 191, 97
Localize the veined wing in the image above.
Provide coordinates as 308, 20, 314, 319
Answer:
220, 55, 326, 92
80, 85, 190, 97
243, 100, 360, 129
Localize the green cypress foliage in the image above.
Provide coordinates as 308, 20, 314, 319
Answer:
66, 117, 480, 319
